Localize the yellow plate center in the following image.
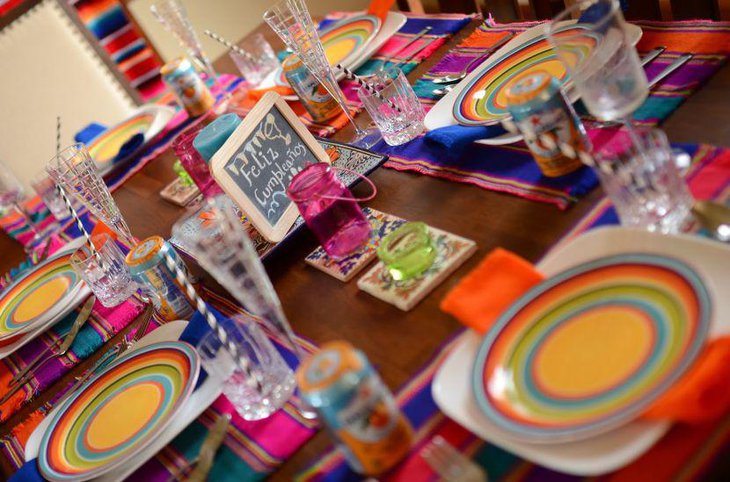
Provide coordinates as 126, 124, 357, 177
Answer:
533, 307, 653, 398
14, 277, 69, 324
85, 382, 162, 451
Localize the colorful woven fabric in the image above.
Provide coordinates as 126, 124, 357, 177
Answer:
0, 74, 242, 248
378, 19, 730, 209
0, 293, 146, 424
298, 144, 730, 482
0, 289, 319, 481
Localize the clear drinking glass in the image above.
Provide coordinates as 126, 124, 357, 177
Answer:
30, 172, 68, 221
0, 162, 45, 246
229, 33, 280, 88
263, 0, 381, 148
197, 316, 295, 420
172, 195, 318, 419
151, 0, 218, 83
46, 144, 134, 245
547, 0, 648, 121
357, 68, 425, 146
70, 233, 138, 307
590, 126, 693, 233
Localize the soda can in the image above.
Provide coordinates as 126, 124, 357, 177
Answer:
296, 341, 413, 476
282, 54, 340, 122
161, 57, 215, 117
125, 236, 195, 321
505, 70, 587, 177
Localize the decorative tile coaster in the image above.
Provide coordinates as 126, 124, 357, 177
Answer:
305, 208, 408, 282
357, 227, 477, 311
160, 178, 201, 207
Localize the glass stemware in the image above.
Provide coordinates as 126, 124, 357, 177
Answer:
46, 144, 135, 245
172, 195, 317, 418
151, 0, 218, 83
263, 0, 381, 148
0, 161, 45, 247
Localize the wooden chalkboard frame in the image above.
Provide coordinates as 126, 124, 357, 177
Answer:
210, 91, 331, 242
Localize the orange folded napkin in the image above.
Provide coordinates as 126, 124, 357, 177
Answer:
248, 85, 296, 102
367, 0, 397, 22
642, 336, 730, 424
440, 248, 544, 334
441, 247, 730, 424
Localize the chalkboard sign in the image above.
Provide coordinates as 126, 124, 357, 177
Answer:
210, 92, 331, 242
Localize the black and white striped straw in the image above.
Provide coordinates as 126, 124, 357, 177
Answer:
161, 251, 264, 393
204, 30, 255, 62
335, 63, 402, 113
55, 116, 101, 262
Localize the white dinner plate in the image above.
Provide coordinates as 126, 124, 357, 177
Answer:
26, 320, 225, 482
90, 104, 175, 176
0, 238, 90, 359
432, 227, 730, 475
424, 21, 642, 145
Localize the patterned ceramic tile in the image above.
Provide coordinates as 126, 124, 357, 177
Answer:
357, 227, 477, 311
305, 209, 407, 281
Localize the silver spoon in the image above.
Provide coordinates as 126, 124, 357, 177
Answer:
432, 84, 454, 97
431, 32, 515, 85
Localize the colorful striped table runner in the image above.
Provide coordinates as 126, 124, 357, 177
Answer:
376, 19, 730, 209
297, 143, 730, 481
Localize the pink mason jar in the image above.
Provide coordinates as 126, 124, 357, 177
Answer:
171, 122, 224, 198
287, 163, 373, 260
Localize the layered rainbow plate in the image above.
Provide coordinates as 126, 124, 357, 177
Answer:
87, 113, 153, 165
473, 254, 711, 443
39, 341, 199, 482
0, 253, 80, 341
319, 14, 381, 67
453, 24, 598, 126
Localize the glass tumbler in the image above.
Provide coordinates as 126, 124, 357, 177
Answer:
30, 172, 68, 221
357, 68, 425, 146
287, 163, 373, 259
197, 317, 295, 421
172, 123, 224, 198
229, 33, 280, 88
70, 234, 138, 307
590, 126, 693, 233
547, 0, 648, 121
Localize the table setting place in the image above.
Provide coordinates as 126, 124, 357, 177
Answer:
1, 0, 730, 480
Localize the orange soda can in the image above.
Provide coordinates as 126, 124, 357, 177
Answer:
296, 341, 413, 475
505, 70, 586, 177
161, 57, 215, 117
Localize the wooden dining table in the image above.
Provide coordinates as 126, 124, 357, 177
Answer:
2, 17, 730, 480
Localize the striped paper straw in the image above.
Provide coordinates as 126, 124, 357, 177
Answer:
203, 30, 255, 61
161, 251, 264, 393
335, 63, 402, 113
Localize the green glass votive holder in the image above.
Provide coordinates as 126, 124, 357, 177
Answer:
377, 222, 437, 281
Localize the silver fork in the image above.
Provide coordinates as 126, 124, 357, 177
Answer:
421, 435, 488, 482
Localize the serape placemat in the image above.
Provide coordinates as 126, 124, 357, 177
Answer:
298, 143, 730, 481
377, 19, 730, 209
1, 288, 319, 481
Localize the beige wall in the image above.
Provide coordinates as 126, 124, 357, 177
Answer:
128, 0, 372, 63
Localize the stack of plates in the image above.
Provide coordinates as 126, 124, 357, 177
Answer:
0, 239, 91, 360
433, 227, 730, 475
424, 21, 642, 145
87, 105, 175, 176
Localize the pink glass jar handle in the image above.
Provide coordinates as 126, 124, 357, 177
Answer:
315, 166, 377, 203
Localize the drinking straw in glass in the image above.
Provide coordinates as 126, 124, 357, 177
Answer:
46, 144, 134, 245
30, 171, 68, 221
172, 196, 317, 418
0, 162, 45, 246
151, 0, 218, 83
263, 0, 381, 148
